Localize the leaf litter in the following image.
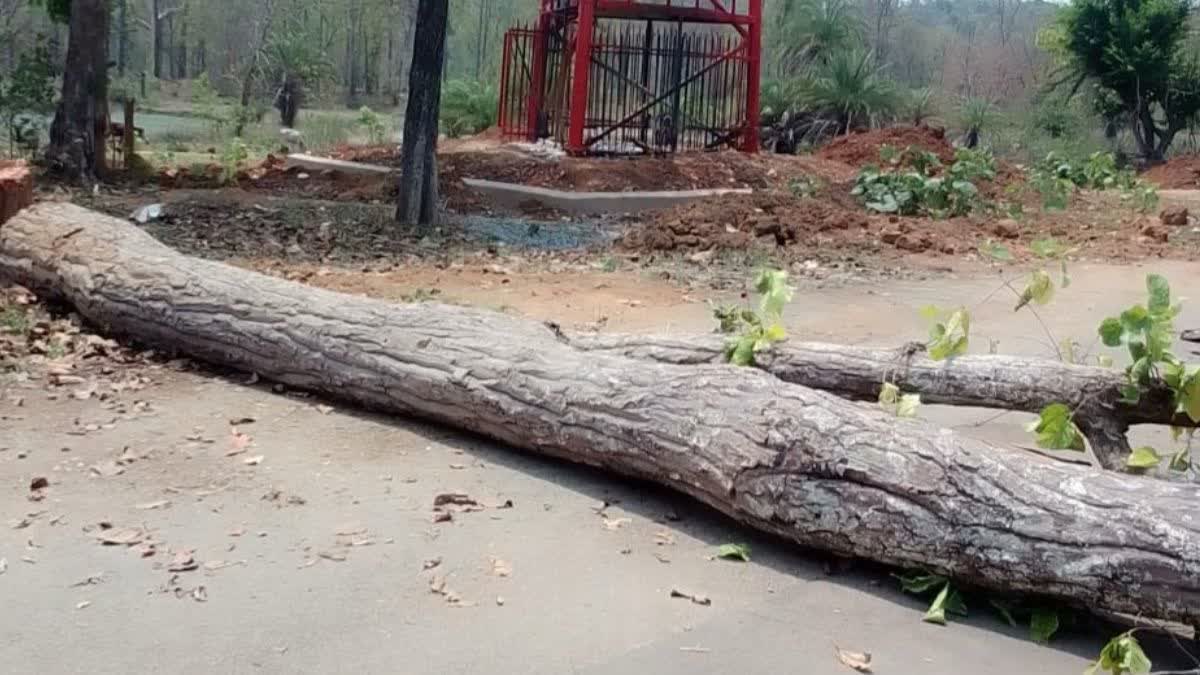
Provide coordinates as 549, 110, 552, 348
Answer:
835, 646, 873, 673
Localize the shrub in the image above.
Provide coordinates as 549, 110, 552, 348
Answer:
441, 79, 498, 138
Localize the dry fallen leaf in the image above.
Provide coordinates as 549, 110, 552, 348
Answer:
90, 460, 125, 478
423, 557, 442, 571
336, 523, 367, 536
318, 550, 347, 562
228, 527, 246, 537
0, 558, 7, 575
166, 550, 198, 572
602, 516, 631, 531
835, 646, 873, 673
75, 600, 91, 610
654, 531, 675, 546
191, 586, 208, 602
670, 589, 712, 606
654, 552, 671, 564
229, 417, 256, 426
136, 500, 171, 510
490, 557, 512, 577
432, 511, 453, 524
315, 404, 334, 415
429, 574, 448, 594
71, 574, 105, 587
226, 428, 252, 456
131, 543, 157, 558
95, 527, 146, 546
29, 477, 49, 491
243, 455, 264, 466
448, 463, 467, 470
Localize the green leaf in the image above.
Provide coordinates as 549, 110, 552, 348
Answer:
763, 322, 787, 343
928, 308, 970, 361
1031, 403, 1085, 451
1098, 318, 1124, 347
989, 599, 1018, 628
716, 543, 751, 562
978, 241, 1013, 261
878, 382, 900, 406
1097, 355, 1115, 368
896, 572, 946, 595
729, 338, 756, 367
1169, 449, 1191, 472
1091, 632, 1152, 675
1147, 274, 1171, 315
1126, 446, 1163, 470
897, 393, 922, 418
1016, 269, 1055, 311
1119, 384, 1142, 405
1120, 305, 1150, 335
1179, 370, 1200, 423
755, 269, 793, 319
1030, 608, 1060, 644
922, 583, 967, 625
1031, 237, 1066, 259
922, 583, 952, 625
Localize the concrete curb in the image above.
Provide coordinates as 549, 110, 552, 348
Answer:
461, 178, 753, 215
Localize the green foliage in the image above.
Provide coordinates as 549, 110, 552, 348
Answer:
921, 306, 971, 360
720, 270, 794, 366
716, 543, 751, 562
29, 0, 70, 23
1029, 607, 1061, 644
772, 0, 865, 69
852, 147, 991, 218
896, 574, 966, 625
219, 137, 250, 184
801, 49, 899, 133
0, 304, 31, 337
441, 79, 498, 138
1096, 274, 1200, 472
906, 87, 940, 126
357, 106, 389, 145
1028, 403, 1085, 451
787, 175, 824, 198
958, 96, 998, 135
878, 382, 921, 418
1088, 632, 1152, 675
0, 37, 56, 157
1029, 152, 1158, 213
1057, 0, 1199, 159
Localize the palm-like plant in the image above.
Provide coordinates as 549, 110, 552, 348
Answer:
773, 0, 865, 71
441, 80, 499, 138
802, 49, 899, 134
958, 97, 998, 148
907, 87, 941, 127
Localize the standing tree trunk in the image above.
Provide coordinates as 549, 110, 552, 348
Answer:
152, 0, 163, 79
396, 0, 448, 226
117, 0, 129, 77
45, 0, 110, 183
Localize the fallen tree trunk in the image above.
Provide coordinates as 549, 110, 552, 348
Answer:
568, 335, 1187, 471
3, 202, 1200, 625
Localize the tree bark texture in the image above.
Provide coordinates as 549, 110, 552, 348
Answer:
567, 335, 1194, 471
2, 202, 1200, 626
396, 0, 447, 226
45, 0, 110, 182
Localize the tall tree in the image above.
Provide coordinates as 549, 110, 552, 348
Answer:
43, 0, 110, 182
396, 0, 447, 226
1056, 0, 1200, 161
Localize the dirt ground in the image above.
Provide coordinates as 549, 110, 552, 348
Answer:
7, 132, 1200, 672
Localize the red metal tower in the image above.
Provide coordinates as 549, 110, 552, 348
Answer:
499, 0, 762, 155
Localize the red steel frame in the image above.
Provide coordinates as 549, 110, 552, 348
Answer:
514, 0, 761, 154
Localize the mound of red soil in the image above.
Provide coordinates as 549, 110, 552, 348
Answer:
620, 191, 869, 252
818, 125, 954, 168
1142, 157, 1200, 189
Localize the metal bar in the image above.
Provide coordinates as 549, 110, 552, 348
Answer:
529, 14, 552, 142
567, 0, 596, 154
743, 0, 761, 152
586, 40, 748, 149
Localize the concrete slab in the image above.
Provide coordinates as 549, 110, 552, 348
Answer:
461, 177, 753, 215
283, 153, 395, 176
